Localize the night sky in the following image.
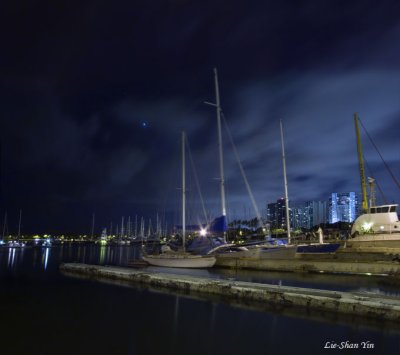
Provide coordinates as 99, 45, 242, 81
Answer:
1, 1, 400, 234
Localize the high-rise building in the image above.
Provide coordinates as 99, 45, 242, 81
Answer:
267, 198, 288, 229
290, 201, 328, 229
291, 205, 307, 229
329, 192, 357, 223
267, 194, 356, 230
305, 200, 328, 227
266, 202, 276, 227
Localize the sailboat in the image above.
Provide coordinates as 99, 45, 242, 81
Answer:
8, 210, 26, 248
142, 132, 216, 268
277, 120, 340, 255
165, 68, 233, 257
0, 212, 7, 246
252, 120, 298, 258
206, 69, 340, 258
233, 120, 340, 258
345, 113, 400, 250
216, 120, 300, 260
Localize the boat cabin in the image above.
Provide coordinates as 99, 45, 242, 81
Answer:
351, 204, 400, 235
369, 205, 397, 214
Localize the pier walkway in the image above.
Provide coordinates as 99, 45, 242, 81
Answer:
61, 263, 400, 322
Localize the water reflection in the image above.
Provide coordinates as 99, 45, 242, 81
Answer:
173, 295, 180, 336
0, 244, 399, 355
1, 244, 400, 296
42, 247, 50, 270
209, 302, 217, 333
8, 247, 16, 268
99, 245, 106, 264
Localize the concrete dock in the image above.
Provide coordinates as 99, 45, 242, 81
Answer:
215, 256, 400, 275
215, 249, 400, 275
61, 263, 400, 322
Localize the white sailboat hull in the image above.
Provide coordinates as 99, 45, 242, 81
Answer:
143, 253, 216, 268
216, 244, 298, 259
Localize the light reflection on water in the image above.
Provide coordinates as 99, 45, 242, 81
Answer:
44, 247, 49, 269
1, 244, 400, 296
7, 247, 16, 267
6, 247, 27, 269
99, 245, 106, 264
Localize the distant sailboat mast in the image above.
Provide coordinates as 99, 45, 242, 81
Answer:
127, 216, 131, 238
156, 213, 161, 238
140, 217, 145, 238
2, 211, 7, 240
147, 219, 152, 237
91, 213, 95, 239
17, 209, 22, 240
280, 120, 291, 244
135, 215, 138, 237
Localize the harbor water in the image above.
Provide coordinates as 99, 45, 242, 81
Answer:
1, 244, 399, 355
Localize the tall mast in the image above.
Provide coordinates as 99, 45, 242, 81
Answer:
354, 113, 368, 212
204, 68, 227, 241
214, 68, 227, 220
280, 120, 291, 244
182, 131, 186, 252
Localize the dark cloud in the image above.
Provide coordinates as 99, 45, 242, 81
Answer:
1, 0, 400, 233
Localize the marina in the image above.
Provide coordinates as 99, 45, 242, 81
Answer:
2, 2, 400, 354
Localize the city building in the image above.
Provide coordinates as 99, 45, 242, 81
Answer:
329, 192, 357, 223
291, 201, 328, 229
266, 193, 356, 230
266, 198, 288, 229
306, 200, 328, 227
